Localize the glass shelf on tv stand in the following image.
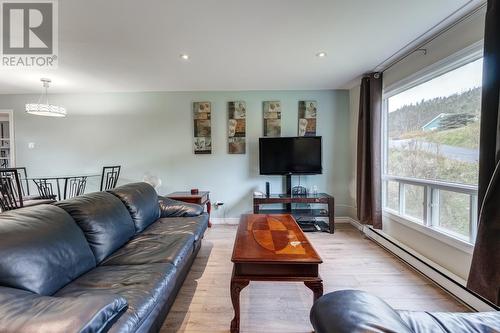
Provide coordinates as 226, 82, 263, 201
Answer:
253, 193, 335, 233
277, 193, 324, 198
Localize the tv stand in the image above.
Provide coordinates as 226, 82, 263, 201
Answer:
253, 192, 335, 233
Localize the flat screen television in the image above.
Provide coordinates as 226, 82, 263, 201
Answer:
259, 136, 322, 175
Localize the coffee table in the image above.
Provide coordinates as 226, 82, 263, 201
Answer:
230, 214, 323, 333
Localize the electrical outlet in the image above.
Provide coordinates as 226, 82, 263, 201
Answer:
214, 201, 224, 209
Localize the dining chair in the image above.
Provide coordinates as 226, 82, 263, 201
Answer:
33, 178, 60, 200
11, 167, 28, 195
0, 169, 54, 212
9, 167, 53, 200
0, 169, 23, 211
100, 166, 121, 191
64, 176, 87, 199
9, 167, 34, 197
34, 176, 88, 201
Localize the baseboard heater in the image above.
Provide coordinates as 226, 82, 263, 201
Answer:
362, 226, 499, 312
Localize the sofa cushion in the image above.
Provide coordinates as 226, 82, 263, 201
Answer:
108, 182, 159, 233
0, 286, 127, 333
158, 196, 204, 217
0, 205, 96, 295
310, 290, 413, 333
101, 233, 195, 268
143, 214, 209, 242
55, 263, 177, 333
55, 192, 136, 263
397, 310, 500, 333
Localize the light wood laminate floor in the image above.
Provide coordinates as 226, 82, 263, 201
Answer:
161, 224, 468, 333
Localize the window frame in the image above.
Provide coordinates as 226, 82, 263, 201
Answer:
381, 41, 483, 247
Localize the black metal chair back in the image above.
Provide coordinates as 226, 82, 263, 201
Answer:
0, 169, 23, 211
100, 166, 121, 191
33, 178, 60, 200
34, 176, 88, 201
11, 167, 30, 196
65, 176, 87, 199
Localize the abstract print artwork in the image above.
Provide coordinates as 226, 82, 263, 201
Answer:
263, 101, 281, 137
298, 100, 317, 136
228, 101, 246, 154
193, 101, 212, 154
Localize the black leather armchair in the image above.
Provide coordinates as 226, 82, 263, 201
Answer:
310, 290, 500, 333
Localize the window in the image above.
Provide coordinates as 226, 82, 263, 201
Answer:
383, 54, 482, 244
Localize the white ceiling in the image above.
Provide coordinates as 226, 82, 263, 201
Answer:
0, 0, 478, 94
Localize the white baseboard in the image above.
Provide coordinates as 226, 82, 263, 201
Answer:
361, 225, 497, 312
336, 216, 363, 230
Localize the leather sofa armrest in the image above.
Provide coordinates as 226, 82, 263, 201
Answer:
0, 286, 127, 333
310, 290, 413, 333
158, 196, 204, 217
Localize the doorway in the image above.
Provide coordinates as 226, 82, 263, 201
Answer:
0, 110, 15, 168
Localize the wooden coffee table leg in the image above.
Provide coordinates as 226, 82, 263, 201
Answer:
230, 276, 249, 333
304, 278, 323, 302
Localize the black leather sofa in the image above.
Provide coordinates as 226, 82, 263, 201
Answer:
310, 290, 500, 333
0, 182, 208, 333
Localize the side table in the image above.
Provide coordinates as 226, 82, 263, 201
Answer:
166, 191, 212, 227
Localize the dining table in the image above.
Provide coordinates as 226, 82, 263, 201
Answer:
22, 174, 101, 201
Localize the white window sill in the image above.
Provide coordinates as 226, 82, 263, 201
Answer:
383, 210, 475, 254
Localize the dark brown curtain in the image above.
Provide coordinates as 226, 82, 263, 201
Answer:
467, 0, 500, 306
356, 73, 383, 229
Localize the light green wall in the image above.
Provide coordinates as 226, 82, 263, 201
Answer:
0, 90, 354, 219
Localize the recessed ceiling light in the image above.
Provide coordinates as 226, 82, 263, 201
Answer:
316, 51, 327, 58
180, 54, 189, 60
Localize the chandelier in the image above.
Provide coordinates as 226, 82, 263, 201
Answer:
25, 78, 67, 117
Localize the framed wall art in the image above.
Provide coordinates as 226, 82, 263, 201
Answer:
263, 101, 281, 137
193, 101, 212, 154
228, 101, 246, 154
298, 100, 317, 136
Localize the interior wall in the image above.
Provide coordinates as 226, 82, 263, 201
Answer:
348, 8, 485, 280
0, 90, 354, 219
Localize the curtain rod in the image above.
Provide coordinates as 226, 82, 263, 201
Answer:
374, 1, 487, 74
